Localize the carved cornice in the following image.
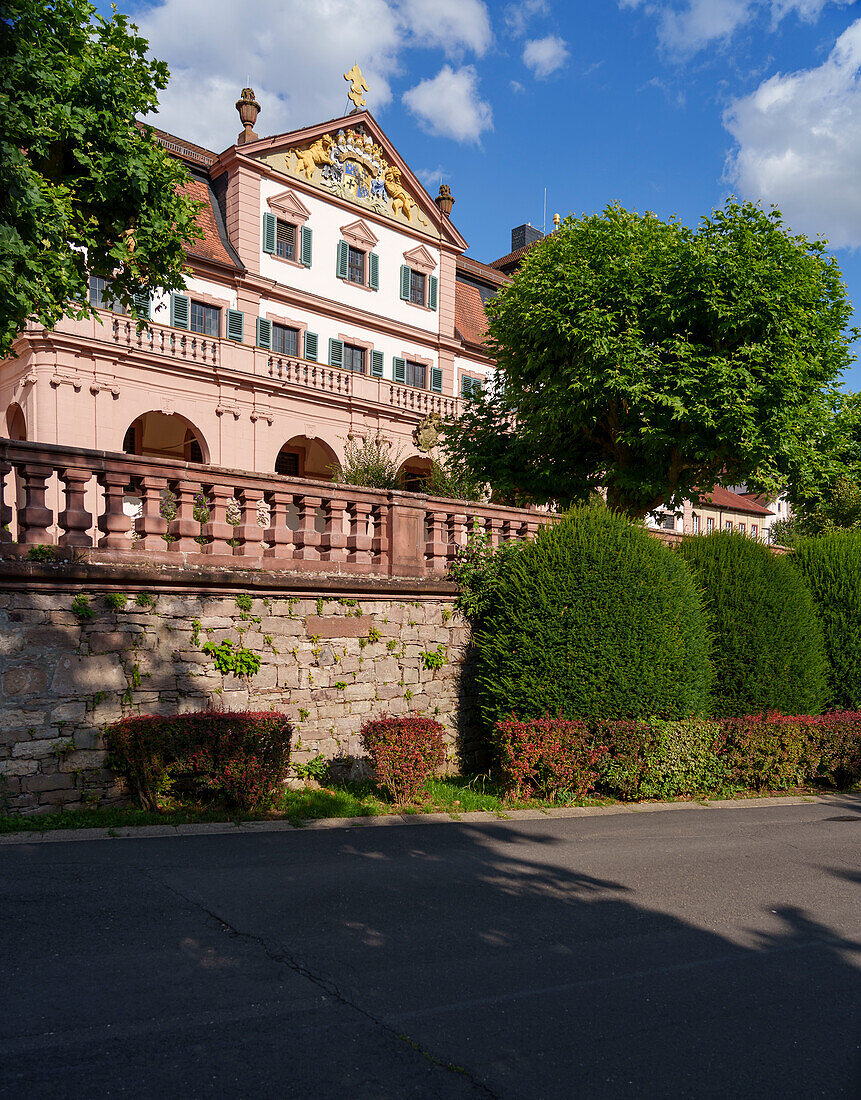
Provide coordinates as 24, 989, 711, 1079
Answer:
340, 218, 379, 250
267, 188, 311, 225
403, 244, 437, 274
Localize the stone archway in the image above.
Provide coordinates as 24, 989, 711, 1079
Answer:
5, 403, 26, 442
397, 455, 433, 493
275, 435, 339, 481
123, 411, 209, 464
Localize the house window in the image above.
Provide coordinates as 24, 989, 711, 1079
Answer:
189, 300, 220, 337
692, 513, 700, 533
276, 219, 295, 261
88, 276, 116, 311
272, 323, 299, 357
347, 246, 365, 284
739, 522, 746, 533
405, 360, 426, 388
751, 524, 758, 538
343, 344, 365, 374
461, 376, 484, 399
275, 449, 301, 477
661, 514, 675, 531
725, 520, 733, 531
409, 270, 426, 305
707, 517, 715, 533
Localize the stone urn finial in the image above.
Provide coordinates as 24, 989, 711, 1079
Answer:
434, 184, 455, 217
236, 88, 261, 145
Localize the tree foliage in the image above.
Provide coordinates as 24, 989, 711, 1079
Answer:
0, 0, 203, 358
792, 530, 861, 711
473, 507, 714, 728
444, 201, 854, 517
679, 531, 829, 717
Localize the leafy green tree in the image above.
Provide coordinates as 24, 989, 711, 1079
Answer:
444, 201, 854, 517
786, 393, 861, 536
0, 0, 203, 359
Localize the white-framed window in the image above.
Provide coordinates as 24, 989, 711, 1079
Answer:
707, 517, 715, 533
692, 513, 700, 533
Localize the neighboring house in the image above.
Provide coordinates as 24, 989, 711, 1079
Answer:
651, 487, 776, 541
0, 91, 495, 484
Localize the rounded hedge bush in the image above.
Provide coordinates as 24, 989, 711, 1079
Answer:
678, 531, 829, 717
473, 507, 713, 728
792, 530, 861, 710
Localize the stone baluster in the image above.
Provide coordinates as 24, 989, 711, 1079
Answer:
96, 470, 132, 549
346, 501, 373, 564
425, 510, 449, 573
57, 466, 94, 548
447, 513, 468, 561
134, 476, 169, 549
264, 490, 294, 559
234, 487, 262, 557
320, 497, 348, 563
201, 483, 234, 555
293, 493, 322, 560
18, 463, 54, 545
0, 459, 14, 543
486, 516, 504, 548
372, 502, 390, 568
167, 478, 201, 553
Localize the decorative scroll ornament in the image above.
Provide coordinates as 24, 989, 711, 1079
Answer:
287, 123, 428, 227
344, 65, 369, 109
412, 413, 442, 453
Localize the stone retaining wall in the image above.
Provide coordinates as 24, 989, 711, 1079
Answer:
0, 564, 474, 815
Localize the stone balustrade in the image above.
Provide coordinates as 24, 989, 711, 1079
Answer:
0, 438, 554, 578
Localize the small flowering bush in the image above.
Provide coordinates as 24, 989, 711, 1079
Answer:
105, 710, 293, 812
492, 718, 607, 802
360, 715, 446, 806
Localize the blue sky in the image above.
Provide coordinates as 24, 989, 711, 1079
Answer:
101, 0, 861, 389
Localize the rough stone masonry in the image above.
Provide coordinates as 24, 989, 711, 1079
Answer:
0, 565, 474, 815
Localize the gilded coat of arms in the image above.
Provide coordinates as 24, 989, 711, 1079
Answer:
412, 414, 442, 453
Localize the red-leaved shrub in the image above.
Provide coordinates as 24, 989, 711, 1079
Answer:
360, 715, 446, 806
716, 713, 822, 791
812, 712, 861, 789
492, 718, 607, 801
105, 710, 293, 812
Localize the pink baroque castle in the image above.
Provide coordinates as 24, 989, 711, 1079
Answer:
1, 88, 501, 488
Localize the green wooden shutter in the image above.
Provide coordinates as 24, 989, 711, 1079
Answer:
430, 366, 443, 393
300, 226, 313, 267
337, 240, 349, 280
226, 308, 244, 342
461, 375, 473, 398
170, 293, 189, 329
304, 331, 318, 361
393, 356, 406, 385
428, 274, 438, 311
256, 317, 272, 349
328, 338, 344, 368
131, 290, 150, 320
262, 212, 277, 254
371, 350, 384, 377
368, 252, 379, 291
399, 265, 411, 300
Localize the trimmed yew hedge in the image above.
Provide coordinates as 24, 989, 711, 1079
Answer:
678, 531, 829, 717
792, 530, 861, 711
474, 508, 714, 729
105, 710, 293, 812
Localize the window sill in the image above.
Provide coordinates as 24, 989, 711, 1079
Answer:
338, 276, 375, 293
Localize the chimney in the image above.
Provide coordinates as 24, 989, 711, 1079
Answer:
235, 88, 261, 145
434, 184, 455, 217
511, 222, 543, 252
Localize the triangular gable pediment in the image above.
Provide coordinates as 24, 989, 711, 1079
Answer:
341, 218, 378, 249
239, 111, 467, 248
403, 244, 436, 273
267, 188, 311, 223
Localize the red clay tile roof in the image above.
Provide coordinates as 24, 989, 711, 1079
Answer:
455, 281, 490, 349
700, 486, 773, 516
489, 241, 539, 272
177, 175, 239, 269
456, 254, 509, 287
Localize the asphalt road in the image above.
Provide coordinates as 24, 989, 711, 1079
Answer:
2, 797, 860, 1100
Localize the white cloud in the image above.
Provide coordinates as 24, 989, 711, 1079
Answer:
724, 18, 861, 247
621, 0, 856, 55
510, 79, 526, 92
522, 35, 570, 77
417, 165, 449, 189
402, 65, 493, 142
504, 0, 549, 37
135, 0, 491, 151
399, 0, 492, 56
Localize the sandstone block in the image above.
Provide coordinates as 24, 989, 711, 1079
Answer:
50, 654, 125, 696
3, 665, 48, 697
0, 632, 24, 657
304, 615, 375, 639
27, 625, 80, 649
0, 758, 38, 776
